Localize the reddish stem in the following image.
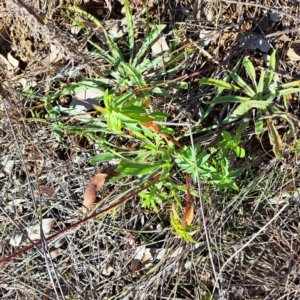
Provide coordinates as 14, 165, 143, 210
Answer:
0, 177, 159, 264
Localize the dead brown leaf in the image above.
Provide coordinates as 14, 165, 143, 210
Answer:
131, 246, 145, 277
47, 248, 64, 259
184, 207, 194, 225
40, 44, 63, 66
82, 173, 108, 210
140, 122, 160, 133
287, 41, 300, 61
40, 186, 55, 196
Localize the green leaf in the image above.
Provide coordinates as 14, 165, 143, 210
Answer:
132, 24, 166, 67
87, 41, 116, 66
199, 78, 241, 91
136, 56, 165, 74
67, 6, 101, 26
90, 151, 143, 164
198, 61, 242, 125
221, 101, 268, 125
235, 146, 245, 158
235, 119, 249, 141
77, 78, 111, 87
263, 51, 276, 92
152, 87, 172, 98
113, 93, 134, 107
107, 113, 122, 133
277, 88, 300, 96
103, 89, 112, 108
112, 111, 136, 122
123, 0, 134, 63
243, 56, 257, 91
59, 9, 89, 33
221, 131, 231, 142
53, 126, 63, 142
257, 69, 265, 94
117, 160, 161, 175
278, 114, 296, 138
230, 72, 255, 97
254, 109, 264, 134
121, 63, 150, 98
267, 119, 283, 157
208, 96, 250, 104
126, 113, 154, 122
282, 94, 289, 111
121, 106, 146, 114
280, 80, 300, 88
150, 112, 169, 120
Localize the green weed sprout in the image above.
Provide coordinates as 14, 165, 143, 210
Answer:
200, 51, 300, 156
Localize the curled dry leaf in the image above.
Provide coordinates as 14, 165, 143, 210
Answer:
151, 35, 169, 57
131, 246, 145, 277
26, 218, 56, 240
47, 248, 64, 259
10, 231, 23, 247
131, 246, 167, 277
102, 262, 114, 276
10, 218, 56, 246
287, 41, 300, 61
140, 121, 160, 133
7, 52, 19, 70
40, 186, 55, 196
184, 206, 194, 226
82, 173, 108, 210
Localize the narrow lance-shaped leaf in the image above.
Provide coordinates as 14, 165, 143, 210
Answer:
132, 24, 166, 67
66, 6, 101, 25
277, 88, 300, 96
280, 80, 300, 88
199, 78, 241, 91
90, 150, 144, 165
243, 56, 257, 91
279, 114, 296, 138
263, 51, 276, 92
117, 159, 161, 175
208, 95, 250, 104
121, 63, 150, 98
87, 42, 115, 66
254, 109, 264, 135
230, 72, 255, 97
123, 0, 134, 63
267, 119, 283, 157
257, 69, 265, 94
221, 101, 268, 125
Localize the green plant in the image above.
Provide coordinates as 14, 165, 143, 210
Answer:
170, 203, 200, 243
22, 2, 246, 243
200, 51, 300, 156
66, 3, 189, 99
216, 122, 247, 158
174, 144, 242, 191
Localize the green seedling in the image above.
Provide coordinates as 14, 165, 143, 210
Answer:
217, 122, 248, 158
66, 3, 189, 98
200, 51, 300, 156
